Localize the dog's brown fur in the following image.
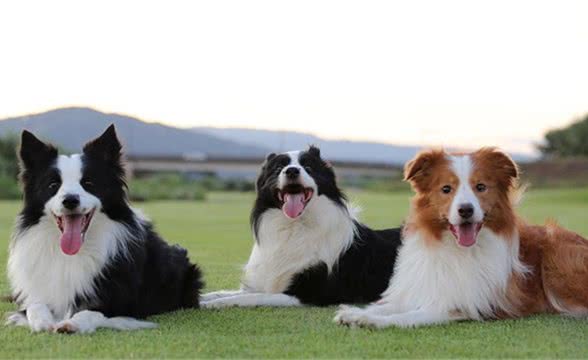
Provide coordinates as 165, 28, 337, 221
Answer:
406, 147, 588, 319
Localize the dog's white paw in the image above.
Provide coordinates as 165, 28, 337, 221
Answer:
53, 320, 80, 334
5, 312, 28, 327
29, 317, 54, 333
26, 304, 56, 333
201, 300, 233, 309
334, 305, 366, 327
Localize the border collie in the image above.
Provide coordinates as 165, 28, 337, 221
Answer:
201, 146, 402, 308
335, 147, 588, 328
5, 126, 203, 333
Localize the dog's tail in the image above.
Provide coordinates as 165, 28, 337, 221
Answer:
182, 262, 204, 308
171, 244, 204, 308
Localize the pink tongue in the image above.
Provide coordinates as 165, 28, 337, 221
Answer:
457, 223, 477, 247
60, 215, 84, 255
282, 193, 305, 219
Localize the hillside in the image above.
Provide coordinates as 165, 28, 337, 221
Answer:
0, 108, 266, 158
195, 127, 422, 165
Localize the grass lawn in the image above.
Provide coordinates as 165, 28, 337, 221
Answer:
1, 188, 588, 358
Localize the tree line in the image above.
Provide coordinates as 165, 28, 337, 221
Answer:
539, 114, 588, 157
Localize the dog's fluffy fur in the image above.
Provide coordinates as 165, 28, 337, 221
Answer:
335, 147, 588, 328
201, 147, 402, 308
6, 126, 203, 333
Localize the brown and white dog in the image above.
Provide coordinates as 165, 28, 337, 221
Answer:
335, 147, 588, 328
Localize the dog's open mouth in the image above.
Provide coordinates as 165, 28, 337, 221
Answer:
53, 210, 95, 256
277, 185, 314, 219
449, 222, 483, 247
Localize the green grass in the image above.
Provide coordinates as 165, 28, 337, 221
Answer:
1, 189, 588, 358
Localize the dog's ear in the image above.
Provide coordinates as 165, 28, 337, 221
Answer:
308, 145, 321, 158
404, 149, 446, 192
474, 147, 519, 187
83, 125, 122, 163
256, 153, 277, 191
19, 130, 57, 170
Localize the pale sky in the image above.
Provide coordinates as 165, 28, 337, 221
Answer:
1, 0, 587, 155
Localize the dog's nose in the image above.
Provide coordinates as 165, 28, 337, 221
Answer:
458, 203, 474, 219
62, 194, 80, 210
285, 167, 300, 179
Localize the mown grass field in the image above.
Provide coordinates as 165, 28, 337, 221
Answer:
1, 189, 588, 358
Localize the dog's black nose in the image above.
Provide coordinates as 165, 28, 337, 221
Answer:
285, 167, 300, 179
458, 203, 474, 219
62, 194, 80, 210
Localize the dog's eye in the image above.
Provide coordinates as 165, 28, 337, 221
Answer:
441, 185, 452, 194
304, 166, 312, 173
83, 180, 94, 188
48, 182, 60, 190
476, 183, 487, 192
276, 166, 284, 173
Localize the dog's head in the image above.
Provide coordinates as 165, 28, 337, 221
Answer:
404, 147, 518, 247
254, 146, 345, 220
19, 125, 129, 255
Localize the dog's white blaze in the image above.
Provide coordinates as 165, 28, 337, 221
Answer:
448, 155, 484, 225
8, 153, 133, 320
243, 193, 357, 294
45, 155, 100, 216
277, 151, 316, 190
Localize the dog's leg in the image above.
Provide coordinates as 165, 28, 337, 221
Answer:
5, 310, 28, 327
25, 303, 56, 332
337, 308, 460, 329
200, 290, 246, 302
202, 293, 301, 308
334, 301, 404, 326
53, 310, 157, 334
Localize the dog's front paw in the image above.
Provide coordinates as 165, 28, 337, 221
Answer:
29, 317, 54, 333
53, 321, 79, 334
26, 304, 56, 333
334, 305, 366, 327
5, 312, 28, 327
201, 300, 232, 309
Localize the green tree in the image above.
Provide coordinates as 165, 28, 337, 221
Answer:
0, 134, 19, 179
540, 114, 588, 157
0, 134, 22, 199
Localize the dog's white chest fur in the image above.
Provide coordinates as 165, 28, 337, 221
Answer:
8, 213, 130, 319
243, 196, 356, 293
381, 229, 525, 318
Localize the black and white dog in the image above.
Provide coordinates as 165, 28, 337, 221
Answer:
6, 126, 203, 333
202, 146, 402, 308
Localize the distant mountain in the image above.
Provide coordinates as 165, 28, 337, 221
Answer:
194, 128, 536, 165
195, 127, 422, 165
0, 107, 534, 165
0, 108, 266, 158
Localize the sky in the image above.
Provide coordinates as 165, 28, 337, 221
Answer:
1, 1, 587, 155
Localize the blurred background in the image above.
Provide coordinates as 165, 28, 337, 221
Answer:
0, 0, 587, 201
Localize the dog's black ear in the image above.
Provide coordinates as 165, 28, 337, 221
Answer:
256, 153, 277, 191
19, 130, 57, 170
83, 125, 122, 163
308, 145, 321, 158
